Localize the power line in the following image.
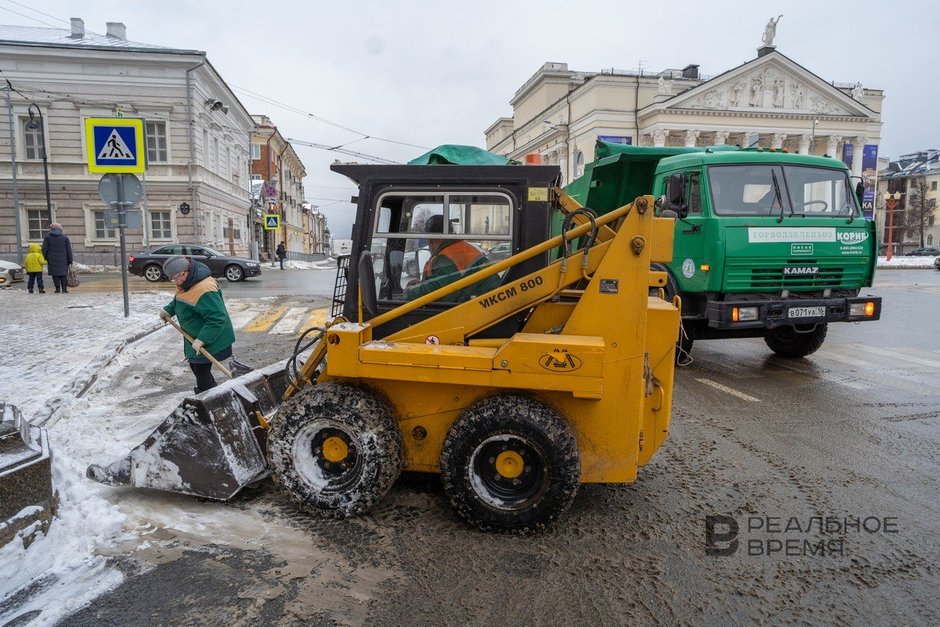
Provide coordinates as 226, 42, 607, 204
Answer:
287, 137, 401, 165
231, 84, 429, 150
0, 4, 57, 28
4, 0, 70, 25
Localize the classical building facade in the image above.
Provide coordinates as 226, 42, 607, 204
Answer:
0, 19, 254, 264
486, 48, 883, 213
250, 115, 307, 258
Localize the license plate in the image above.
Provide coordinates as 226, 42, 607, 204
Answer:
788, 306, 825, 319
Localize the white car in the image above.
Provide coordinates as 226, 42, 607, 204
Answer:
0, 259, 25, 286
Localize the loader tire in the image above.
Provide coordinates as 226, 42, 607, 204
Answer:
440, 395, 580, 533
764, 323, 827, 358
268, 382, 402, 518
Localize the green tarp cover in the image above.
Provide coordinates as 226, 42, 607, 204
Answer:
408, 144, 515, 165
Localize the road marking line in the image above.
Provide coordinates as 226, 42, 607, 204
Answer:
230, 309, 259, 330
301, 307, 329, 333
695, 378, 761, 402
242, 305, 289, 333
841, 344, 940, 369
271, 307, 309, 335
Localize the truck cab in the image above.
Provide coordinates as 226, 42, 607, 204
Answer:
566, 142, 882, 359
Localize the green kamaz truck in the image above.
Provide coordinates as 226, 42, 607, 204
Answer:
565, 141, 882, 361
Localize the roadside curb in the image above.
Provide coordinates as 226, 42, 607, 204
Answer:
30, 321, 167, 429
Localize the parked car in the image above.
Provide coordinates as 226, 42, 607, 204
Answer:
487, 242, 512, 261
0, 259, 25, 286
128, 244, 262, 282
934, 256, 940, 271
905, 246, 940, 256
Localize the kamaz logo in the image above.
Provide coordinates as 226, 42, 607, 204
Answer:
783, 267, 819, 276
837, 232, 869, 245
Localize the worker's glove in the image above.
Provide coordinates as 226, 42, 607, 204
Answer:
191, 339, 205, 355
159, 310, 172, 323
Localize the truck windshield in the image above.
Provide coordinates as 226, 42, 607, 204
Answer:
708, 165, 857, 218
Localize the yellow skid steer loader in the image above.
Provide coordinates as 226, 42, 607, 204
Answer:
89, 164, 679, 531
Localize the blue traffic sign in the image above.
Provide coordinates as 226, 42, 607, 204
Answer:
85, 117, 145, 173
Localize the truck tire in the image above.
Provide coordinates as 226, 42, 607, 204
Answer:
268, 382, 402, 518
440, 394, 580, 533
764, 323, 828, 358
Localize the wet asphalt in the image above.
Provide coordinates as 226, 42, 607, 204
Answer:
16, 269, 940, 625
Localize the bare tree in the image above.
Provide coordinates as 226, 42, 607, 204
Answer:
905, 178, 938, 246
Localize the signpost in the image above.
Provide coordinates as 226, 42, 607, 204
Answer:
88, 118, 146, 317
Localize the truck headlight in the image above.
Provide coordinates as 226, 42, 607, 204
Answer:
849, 302, 876, 317
732, 306, 759, 322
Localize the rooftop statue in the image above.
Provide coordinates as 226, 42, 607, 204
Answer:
762, 15, 783, 47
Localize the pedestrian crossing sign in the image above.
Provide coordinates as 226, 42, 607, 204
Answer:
85, 117, 146, 174
264, 214, 280, 230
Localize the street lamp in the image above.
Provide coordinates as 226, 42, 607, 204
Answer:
883, 190, 902, 261
25, 104, 52, 225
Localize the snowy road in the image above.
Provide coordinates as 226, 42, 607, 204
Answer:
1, 270, 939, 625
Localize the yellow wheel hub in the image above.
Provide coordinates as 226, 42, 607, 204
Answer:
495, 450, 525, 479
322, 436, 349, 463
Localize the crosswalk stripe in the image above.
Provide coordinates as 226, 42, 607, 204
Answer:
242, 305, 289, 333
302, 307, 329, 332
771, 356, 871, 390
271, 307, 309, 335
230, 308, 259, 330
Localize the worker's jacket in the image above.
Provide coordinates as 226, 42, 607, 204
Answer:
163, 261, 235, 362
406, 240, 500, 302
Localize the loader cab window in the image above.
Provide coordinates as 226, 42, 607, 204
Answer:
370, 191, 513, 303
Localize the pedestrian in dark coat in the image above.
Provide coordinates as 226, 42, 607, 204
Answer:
42, 222, 73, 293
276, 242, 287, 270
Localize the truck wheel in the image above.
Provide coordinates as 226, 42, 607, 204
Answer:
268, 382, 402, 517
440, 395, 580, 533
764, 323, 828, 358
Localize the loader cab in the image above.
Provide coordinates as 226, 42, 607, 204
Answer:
331, 164, 562, 338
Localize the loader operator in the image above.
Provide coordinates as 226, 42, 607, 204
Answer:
159, 255, 236, 393
404, 214, 498, 302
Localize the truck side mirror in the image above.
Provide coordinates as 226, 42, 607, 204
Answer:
666, 173, 689, 219
855, 181, 864, 206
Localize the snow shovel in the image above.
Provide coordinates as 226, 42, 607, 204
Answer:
85, 321, 289, 500
163, 317, 233, 378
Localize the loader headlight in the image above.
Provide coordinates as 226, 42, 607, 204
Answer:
849, 301, 876, 317
732, 306, 759, 322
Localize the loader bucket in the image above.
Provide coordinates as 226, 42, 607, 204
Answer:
86, 362, 289, 500
0, 403, 56, 548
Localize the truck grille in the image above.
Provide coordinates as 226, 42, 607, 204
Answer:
724, 258, 869, 291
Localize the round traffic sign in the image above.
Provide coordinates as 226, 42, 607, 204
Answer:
98, 173, 143, 207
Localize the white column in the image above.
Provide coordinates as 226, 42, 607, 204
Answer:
826, 135, 842, 159
798, 134, 811, 155
652, 129, 667, 147
684, 130, 700, 147
851, 136, 867, 178
714, 130, 730, 145
771, 133, 787, 150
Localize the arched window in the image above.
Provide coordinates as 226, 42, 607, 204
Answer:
928, 234, 934, 245
573, 150, 584, 178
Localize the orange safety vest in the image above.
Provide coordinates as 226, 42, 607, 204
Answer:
423, 240, 487, 278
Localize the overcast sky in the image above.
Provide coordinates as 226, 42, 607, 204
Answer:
4, 0, 937, 238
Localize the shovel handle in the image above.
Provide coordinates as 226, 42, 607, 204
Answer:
164, 317, 234, 379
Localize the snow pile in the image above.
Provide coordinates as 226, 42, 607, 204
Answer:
876, 256, 938, 269
72, 263, 121, 273
282, 258, 337, 271
0, 291, 169, 624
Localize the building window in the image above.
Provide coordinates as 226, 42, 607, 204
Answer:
145, 121, 168, 163
150, 210, 172, 239
27, 208, 51, 240
932, 181, 938, 191
928, 234, 934, 245
251, 174, 262, 182
93, 211, 117, 239
22, 118, 43, 160
251, 144, 261, 160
